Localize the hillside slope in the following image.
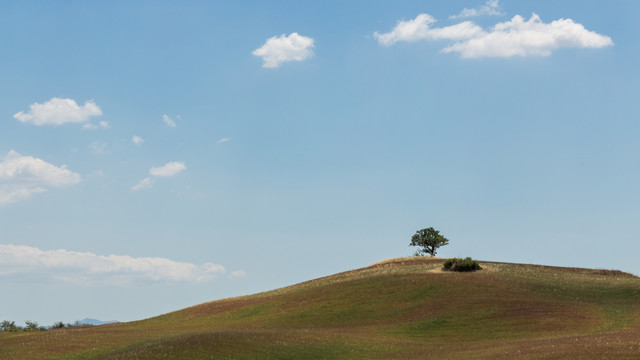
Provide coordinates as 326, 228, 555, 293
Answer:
1, 257, 639, 359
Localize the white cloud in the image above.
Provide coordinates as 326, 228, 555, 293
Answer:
90, 141, 107, 154
149, 161, 186, 177
82, 120, 111, 130
0, 150, 81, 205
374, 13, 435, 45
373, 14, 483, 46
14, 98, 102, 126
163, 114, 177, 128
428, 21, 485, 40
130, 177, 154, 192
252, 32, 314, 68
132, 136, 144, 146
217, 137, 231, 144
450, 0, 505, 19
0, 244, 227, 285
229, 270, 246, 278
0, 186, 46, 206
88, 170, 104, 178
131, 162, 186, 191
443, 14, 614, 58
375, 13, 613, 58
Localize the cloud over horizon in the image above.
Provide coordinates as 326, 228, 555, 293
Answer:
0, 150, 81, 205
14, 98, 102, 126
252, 32, 314, 68
374, 13, 613, 58
0, 244, 228, 285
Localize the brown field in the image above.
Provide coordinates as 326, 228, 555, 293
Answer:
1, 257, 639, 359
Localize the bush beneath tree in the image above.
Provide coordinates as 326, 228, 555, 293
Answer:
443, 257, 482, 272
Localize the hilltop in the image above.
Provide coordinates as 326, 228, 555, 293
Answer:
1, 257, 639, 359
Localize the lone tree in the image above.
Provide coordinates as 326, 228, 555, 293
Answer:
410, 227, 449, 256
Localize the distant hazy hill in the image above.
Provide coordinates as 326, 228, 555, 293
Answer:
78, 318, 119, 326
1, 257, 639, 359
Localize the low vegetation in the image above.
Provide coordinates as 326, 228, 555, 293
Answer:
443, 257, 482, 272
1, 257, 639, 359
0, 320, 91, 332
0, 320, 46, 332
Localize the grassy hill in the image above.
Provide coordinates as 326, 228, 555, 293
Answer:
1, 257, 639, 359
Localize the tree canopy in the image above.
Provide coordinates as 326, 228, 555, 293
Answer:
410, 227, 449, 256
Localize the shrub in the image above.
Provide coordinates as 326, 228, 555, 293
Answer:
25, 320, 40, 331
51, 321, 66, 329
443, 257, 482, 272
68, 320, 92, 328
1, 320, 17, 331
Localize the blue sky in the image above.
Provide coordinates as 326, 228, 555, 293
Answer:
1, 0, 638, 326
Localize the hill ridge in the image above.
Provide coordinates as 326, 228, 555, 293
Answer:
1, 257, 639, 359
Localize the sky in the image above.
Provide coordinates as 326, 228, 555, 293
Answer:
1, 0, 639, 326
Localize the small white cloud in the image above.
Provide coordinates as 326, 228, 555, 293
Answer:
87, 170, 104, 179
131, 162, 186, 191
375, 13, 613, 58
0, 244, 227, 285
217, 137, 231, 144
130, 177, 154, 191
228, 270, 246, 278
450, 0, 505, 19
0, 150, 81, 205
89, 141, 107, 154
149, 161, 186, 177
82, 121, 111, 130
163, 114, 177, 128
14, 98, 102, 126
132, 136, 144, 146
252, 32, 314, 68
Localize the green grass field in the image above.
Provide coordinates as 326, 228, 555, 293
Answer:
1, 257, 639, 359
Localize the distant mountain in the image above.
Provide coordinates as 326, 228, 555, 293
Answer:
77, 318, 119, 326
